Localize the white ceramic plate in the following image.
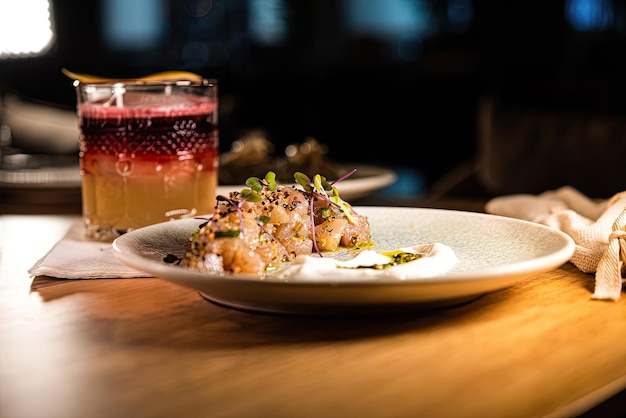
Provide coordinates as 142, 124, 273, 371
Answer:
217, 164, 397, 201
112, 207, 575, 315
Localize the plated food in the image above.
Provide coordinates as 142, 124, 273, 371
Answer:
166, 170, 455, 279
174, 170, 372, 276
112, 207, 576, 314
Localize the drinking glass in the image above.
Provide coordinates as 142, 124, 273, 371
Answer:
74, 78, 218, 241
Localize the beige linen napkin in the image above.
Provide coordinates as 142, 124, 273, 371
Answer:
486, 186, 626, 301
28, 220, 152, 279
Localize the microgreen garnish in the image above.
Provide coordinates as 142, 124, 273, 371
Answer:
246, 171, 277, 192
295, 171, 358, 222
207, 171, 290, 259
293, 169, 358, 256
331, 168, 358, 185
205, 168, 358, 259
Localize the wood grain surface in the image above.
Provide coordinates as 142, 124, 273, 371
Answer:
1, 213, 625, 418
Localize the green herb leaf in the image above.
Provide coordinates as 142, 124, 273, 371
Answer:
240, 189, 262, 202
245, 177, 264, 192
265, 171, 277, 190
215, 230, 241, 238
294, 172, 312, 191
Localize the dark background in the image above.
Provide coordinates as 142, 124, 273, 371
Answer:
2, 0, 626, 193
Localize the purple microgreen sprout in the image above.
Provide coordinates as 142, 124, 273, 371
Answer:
255, 215, 292, 261
293, 169, 358, 256
330, 168, 358, 186
215, 189, 259, 238
295, 171, 358, 222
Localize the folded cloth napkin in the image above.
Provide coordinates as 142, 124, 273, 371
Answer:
486, 186, 626, 301
28, 219, 152, 279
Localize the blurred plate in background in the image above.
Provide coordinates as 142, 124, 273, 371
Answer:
217, 164, 397, 201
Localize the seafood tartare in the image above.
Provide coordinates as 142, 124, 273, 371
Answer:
177, 170, 372, 276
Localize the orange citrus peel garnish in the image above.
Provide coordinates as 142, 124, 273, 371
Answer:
61, 68, 204, 83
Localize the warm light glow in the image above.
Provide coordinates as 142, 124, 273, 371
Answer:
0, 0, 55, 58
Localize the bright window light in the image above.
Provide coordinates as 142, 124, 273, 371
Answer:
0, 0, 55, 58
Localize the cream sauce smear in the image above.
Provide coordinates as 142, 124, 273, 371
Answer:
276, 243, 458, 281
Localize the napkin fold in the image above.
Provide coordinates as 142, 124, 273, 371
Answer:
28, 220, 152, 279
486, 186, 626, 301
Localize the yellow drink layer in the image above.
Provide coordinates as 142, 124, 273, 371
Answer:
81, 156, 217, 234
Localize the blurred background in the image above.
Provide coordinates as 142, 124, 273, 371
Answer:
2, 0, 626, 210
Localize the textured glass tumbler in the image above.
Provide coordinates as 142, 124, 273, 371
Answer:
74, 78, 218, 241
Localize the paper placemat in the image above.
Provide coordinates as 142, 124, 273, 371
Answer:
28, 220, 152, 279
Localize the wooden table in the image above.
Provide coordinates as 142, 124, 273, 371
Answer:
2, 202, 626, 418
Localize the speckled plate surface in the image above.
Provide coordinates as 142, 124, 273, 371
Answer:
112, 207, 575, 315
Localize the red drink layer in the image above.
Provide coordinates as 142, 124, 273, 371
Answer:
79, 97, 218, 241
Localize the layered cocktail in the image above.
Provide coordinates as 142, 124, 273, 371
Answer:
75, 79, 218, 241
